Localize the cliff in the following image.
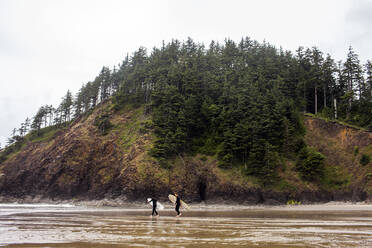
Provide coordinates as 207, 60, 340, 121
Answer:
0, 103, 371, 204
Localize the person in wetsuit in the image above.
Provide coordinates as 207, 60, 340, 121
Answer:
174, 193, 182, 217
149, 198, 159, 216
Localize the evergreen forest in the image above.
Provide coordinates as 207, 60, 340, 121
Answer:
2, 37, 372, 184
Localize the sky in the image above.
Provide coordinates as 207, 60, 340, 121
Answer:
1, 0, 372, 147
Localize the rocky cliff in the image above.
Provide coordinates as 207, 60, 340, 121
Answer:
0, 103, 371, 204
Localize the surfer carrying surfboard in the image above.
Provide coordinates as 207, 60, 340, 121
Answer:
148, 198, 159, 216
174, 193, 182, 217
168, 193, 189, 216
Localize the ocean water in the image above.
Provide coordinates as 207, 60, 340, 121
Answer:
0, 203, 372, 247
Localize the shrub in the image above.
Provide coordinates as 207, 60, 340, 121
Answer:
94, 114, 113, 135
319, 107, 333, 119
360, 154, 370, 166
287, 199, 301, 205
200, 155, 208, 162
296, 147, 325, 181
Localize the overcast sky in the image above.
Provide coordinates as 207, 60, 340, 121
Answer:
1, 0, 372, 147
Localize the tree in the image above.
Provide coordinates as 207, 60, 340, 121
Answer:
46, 105, 55, 126
12, 128, 17, 137
90, 80, 100, 108
296, 46, 311, 113
99, 66, 112, 102
296, 147, 325, 181
322, 54, 336, 110
111, 65, 121, 94
365, 60, 372, 100
343, 46, 363, 115
59, 90, 73, 123
151, 84, 187, 158
53, 106, 63, 127
18, 122, 26, 137
31, 106, 45, 133
309, 47, 324, 114
73, 89, 84, 118
24, 117, 31, 133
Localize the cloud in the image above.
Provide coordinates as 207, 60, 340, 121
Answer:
344, 0, 372, 61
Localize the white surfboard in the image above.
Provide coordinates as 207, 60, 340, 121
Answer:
147, 198, 164, 210
168, 194, 190, 209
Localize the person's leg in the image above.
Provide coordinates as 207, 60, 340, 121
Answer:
152, 205, 156, 216
176, 204, 180, 215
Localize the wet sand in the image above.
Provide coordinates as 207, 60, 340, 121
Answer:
1, 203, 372, 247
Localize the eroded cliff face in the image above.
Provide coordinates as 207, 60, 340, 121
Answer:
0, 107, 371, 204
0, 104, 149, 200
305, 118, 372, 149
304, 117, 372, 201
0, 104, 236, 202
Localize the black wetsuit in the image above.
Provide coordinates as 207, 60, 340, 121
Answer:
150, 198, 158, 216
175, 196, 181, 215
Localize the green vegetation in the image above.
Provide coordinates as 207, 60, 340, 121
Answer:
304, 113, 368, 131
2, 37, 372, 188
29, 125, 61, 143
296, 147, 325, 181
321, 165, 350, 190
94, 113, 113, 135
287, 199, 301, 205
360, 154, 370, 166
0, 136, 25, 163
275, 179, 297, 192
0, 125, 60, 163
117, 107, 145, 152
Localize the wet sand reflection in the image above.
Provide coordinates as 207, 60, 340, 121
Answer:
0, 204, 372, 247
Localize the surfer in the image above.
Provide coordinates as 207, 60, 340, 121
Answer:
174, 193, 182, 217
148, 198, 159, 217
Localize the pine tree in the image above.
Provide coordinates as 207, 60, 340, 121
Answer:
322, 54, 336, 110
12, 128, 17, 137
296, 47, 311, 113
31, 106, 45, 133
18, 123, 26, 137
60, 90, 73, 123
309, 47, 324, 114
24, 117, 31, 133
343, 46, 363, 116
99, 66, 112, 102
365, 60, 372, 100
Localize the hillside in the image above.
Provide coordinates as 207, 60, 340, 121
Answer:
0, 101, 371, 204
1, 38, 371, 204
304, 117, 372, 201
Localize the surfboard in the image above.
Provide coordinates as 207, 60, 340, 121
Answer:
168, 194, 190, 209
147, 198, 164, 210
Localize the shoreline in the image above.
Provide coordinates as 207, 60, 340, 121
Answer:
1, 195, 372, 210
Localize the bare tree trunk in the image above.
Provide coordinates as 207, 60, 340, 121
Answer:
334, 98, 337, 119
323, 85, 327, 108
315, 85, 318, 114
303, 81, 307, 113
348, 74, 352, 112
